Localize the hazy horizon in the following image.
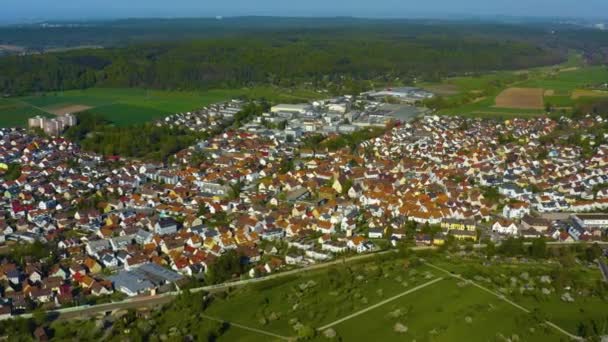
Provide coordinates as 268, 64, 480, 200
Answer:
2, 0, 608, 24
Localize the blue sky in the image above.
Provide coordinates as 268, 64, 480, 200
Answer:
2, 0, 608, 22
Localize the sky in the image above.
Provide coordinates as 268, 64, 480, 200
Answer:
2, 0, 608, 23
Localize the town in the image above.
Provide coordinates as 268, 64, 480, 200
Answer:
1, 87, 607, 321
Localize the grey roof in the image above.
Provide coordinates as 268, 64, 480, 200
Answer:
109, 271, 154, 294
131, 263, 183, 285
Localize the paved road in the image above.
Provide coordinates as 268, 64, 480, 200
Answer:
317, 277, 444, 331
425, 262, 583, 341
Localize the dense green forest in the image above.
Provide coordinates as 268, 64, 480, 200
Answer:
1, 18, 587, 96
0, 36, 562, 95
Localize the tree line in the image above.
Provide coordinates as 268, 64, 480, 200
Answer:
0, 34, 564, 96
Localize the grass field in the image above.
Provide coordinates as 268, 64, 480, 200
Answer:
0, 98, 52, 127
0, 86, 322, 127
426, 56, 608, 117
196, 252, 603, 341
328, 277, 566, 342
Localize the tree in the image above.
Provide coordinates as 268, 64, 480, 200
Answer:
585, 243, 603, 263
529, 238, 547, 259
498, 237, 525, 256
297, 325, 316, 340
3, 162, 21, 181
485, 241, 496, 258
205, 250, 244, 285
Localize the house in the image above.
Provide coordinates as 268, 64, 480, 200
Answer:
368, 228, 384, 239
100, 253, 119, 268
521, 228, 543, 239
441, 219, 476, 232
260, 228, 284, 241
85, 239, 111, 257
155, 217, 178, 236
502, 202, 530, 219
448, 229, 477, 241
347, 236, 374, 253
321, 240, 348, 254
90, 281, 113, 296
263, 258, 284, 273
84, 257, 102, 274
492, 219, 519, 236
305, 249, 332, 261
109, 270, 155, 297
110, 235, 135, 251
521, 215, 550, 232
285, 253, 303, 265
572, 214, 608, 229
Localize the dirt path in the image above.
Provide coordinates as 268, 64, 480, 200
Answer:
425, 262, 583, 341
201, 314, 293, 341
316, 277, 444, 331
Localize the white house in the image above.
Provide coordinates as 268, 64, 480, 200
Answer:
492, 219, 519, 236
502, 202, 530, 219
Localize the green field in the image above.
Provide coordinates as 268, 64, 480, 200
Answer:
329, 277, 565, 342
0, 98, 52, 127
193, 253, 603, 341
425, 55, 608, 117
0, 86, 322, 127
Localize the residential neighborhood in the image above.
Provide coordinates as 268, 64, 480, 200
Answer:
1, 94, 608, 319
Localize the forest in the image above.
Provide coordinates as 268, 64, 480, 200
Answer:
0, 19, 580, 96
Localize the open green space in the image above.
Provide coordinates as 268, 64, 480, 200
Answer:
206, 258, 437, 336
329, 277, 566, 342
0, 98, 52, 127
424, 54, 608, 117
201, 252, 605, 341
0, 86, 322, 127
429, 254, 608, 338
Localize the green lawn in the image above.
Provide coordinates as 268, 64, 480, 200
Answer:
0, 98, 52, 127
205, 251, 608, 341
429, 255, 608, 337
202, 253, 605, 341
206, 259, 437, 336
328, 277, 566, 342
0, 86, 322, 128
81, 103, 170, 126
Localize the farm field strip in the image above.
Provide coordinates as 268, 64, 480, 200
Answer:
317, 276, 445, 331
425, 262, 583, 341
494, 87, 544, 109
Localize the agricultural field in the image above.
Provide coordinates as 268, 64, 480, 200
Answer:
0, 86, 322, 127
192, 252, 603, 341
495, 87, 544, 109
0, 98, 52, 127
428, 59, 608, 117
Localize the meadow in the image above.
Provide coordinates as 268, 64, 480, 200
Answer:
426, 58, 608, 118
0, 86, 322, 127
194, 252, 603, 341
